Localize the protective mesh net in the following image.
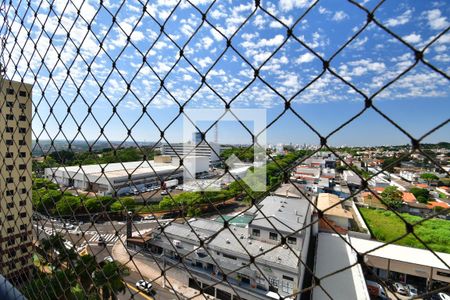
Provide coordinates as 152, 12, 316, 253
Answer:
0, 0, 449, 300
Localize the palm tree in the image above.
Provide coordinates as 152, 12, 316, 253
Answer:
93, 261, 130, 300
74, 254, 98, 295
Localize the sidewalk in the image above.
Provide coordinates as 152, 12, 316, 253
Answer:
112, 240, 212, 299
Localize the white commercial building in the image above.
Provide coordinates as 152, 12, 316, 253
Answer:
349, 237, 450, 287
160, 142, 221, 163
45, 156, 209, 196
128, 187, 313, 300
343, 170, 362, 187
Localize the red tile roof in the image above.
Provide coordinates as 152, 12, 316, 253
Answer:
427, 201, 450, 209
415, 183, 429, 189
402, 192, 417, 203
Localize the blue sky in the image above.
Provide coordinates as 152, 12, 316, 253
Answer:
4, 0, 450, 146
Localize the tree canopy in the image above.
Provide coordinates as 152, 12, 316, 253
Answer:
380, 186, 403, 209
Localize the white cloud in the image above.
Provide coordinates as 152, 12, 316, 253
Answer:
403, 33, 421, 44
332, 11, 348, 22
253, 15, 266, 28
279, 0, 312, 12
200, 37, 213, 50
385, 9, 412, 27
425, 9, 449, 30
296, 52, 315, 64
282, 74, 300, 89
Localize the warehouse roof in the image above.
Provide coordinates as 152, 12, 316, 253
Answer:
349, 237, 450, 270
313, 233, 370, 300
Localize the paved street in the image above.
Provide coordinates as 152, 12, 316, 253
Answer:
33, 218, 177, 300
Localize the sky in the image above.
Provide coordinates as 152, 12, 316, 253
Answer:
2, 0, 450, 147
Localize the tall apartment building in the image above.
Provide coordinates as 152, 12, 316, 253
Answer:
0, 78, 33, 282
160, 142, 221, 164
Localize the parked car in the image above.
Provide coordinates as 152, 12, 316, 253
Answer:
142, 215, 155, 221
394, 282, 408, 296
63, 223, 75, 230
434, 293, 450, 300
366, 280, 389, 299
103, 256, 114, 263
406, 284, 418, 298
136, 280, 152, 294
161, 190, 168, 195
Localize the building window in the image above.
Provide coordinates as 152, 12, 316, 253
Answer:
19, 91, 27, 97
20, 224, 27, 230
19, 164, 26, 169
19, 200, 26, 206
8, 237, 15, 246
21, 234, 28, 242
223, 253, 237, 260
6, 177, 14, 183
19, 127, 26, 134
19, 115, 27, 121
8, 250, 16, 258
19, 140, 26, 145
7, 215, 14, 221
20, 212, 27, 218
6, 190, 14, 196
287, 237, 297, 245
21, 246, 28, 254
6, 88, 15, 95
7, 227, 14, 234
7, 202, 14, 208
6, 152, 13, 158
269, 232, 278, 241
6, 165, 14, 171
6, 101, 13, 107
252, 229, 260, 237
19, 176, 26, 182
20, 188, 27, 194
6, 127, 13, 133
8, 262, 15, 270
281, 276, 294, 294
6, 140, 13, 146
6, 114, 14, 120
268, 276, 279, 288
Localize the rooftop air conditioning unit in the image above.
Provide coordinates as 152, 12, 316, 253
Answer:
173, 240, 182, 248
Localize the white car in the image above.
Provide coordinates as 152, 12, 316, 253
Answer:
436, 293, 450, 300
103, 256, 114, 263
64, 223, 75, 230
406, 284, 418, 298
394, 282, 408, 296
136, 280, 152, 294
143, 215, 155, 221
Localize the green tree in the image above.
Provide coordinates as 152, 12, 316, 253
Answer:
420, 173, 439, 185
380, 186, 403, 210
93, 261, 130, 300
409, 187, 430, 204
55, 195, 81, 216
84, 197, 103, 213
110, 197, 136, 212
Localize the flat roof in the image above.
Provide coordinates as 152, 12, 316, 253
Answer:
49, 160, 181, 180
159, 219, 301, 269
313, 233, 370, 300
349, 237, 450, 270
317, 193, 353, 219
247, 194, 311, 233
